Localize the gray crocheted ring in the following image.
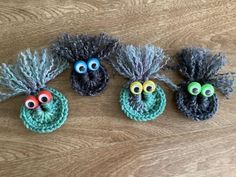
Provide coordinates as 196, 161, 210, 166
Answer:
176, 82, 218, 121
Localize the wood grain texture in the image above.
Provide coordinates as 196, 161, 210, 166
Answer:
0, 0, 236, 177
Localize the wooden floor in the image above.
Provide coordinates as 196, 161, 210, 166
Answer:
0, 0, 236, 176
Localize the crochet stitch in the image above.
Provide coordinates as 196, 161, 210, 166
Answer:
163, 47, 235, 121
111, 44, 170, 121
51, 33, 119, 96
20, 87, 68, 133
0, 49, 69, 133
120, 86, 166, 121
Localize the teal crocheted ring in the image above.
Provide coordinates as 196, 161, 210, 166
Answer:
120, 85, 166, 121
20, 87, 69, 133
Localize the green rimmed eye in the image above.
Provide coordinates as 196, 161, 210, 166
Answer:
201, 83, 215, 97
187, 82, 201, 95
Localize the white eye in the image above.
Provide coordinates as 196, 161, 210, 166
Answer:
74, 60, 87, 74
38, 90, 53, 104
130, 81, 143, 95
87, 58, 100, 71
25, 96, 39, 109
143, 80, 156, 94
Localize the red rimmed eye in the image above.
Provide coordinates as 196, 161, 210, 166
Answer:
25, 96, 39, 109
38, 90, 53, 104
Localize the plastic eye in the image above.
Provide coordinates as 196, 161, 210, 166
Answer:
87, 58, 100, 71
25, 96, 39, 110
187, 82, 201, 96
201, 83, 215, 97
74, 60, 87, 74
130, 81, 143, 95
38, 90, 53, 104
143, 80, 156, 93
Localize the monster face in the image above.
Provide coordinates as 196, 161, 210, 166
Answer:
51, 33, 119, 96
0, 49, 69, 133
165, 47, 236, 121
21, 87, 68, 133
111, 44, 169, 121
70, 58, 109, 96
176, 81, 218, 121
120, 80, 166, 121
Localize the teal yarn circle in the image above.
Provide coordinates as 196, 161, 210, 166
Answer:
20, 87, 69, 133
120, 86, 166, 121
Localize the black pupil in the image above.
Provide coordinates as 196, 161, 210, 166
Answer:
41, 97, 48, 102
79, 66, 85, 71
134, 87, 140, 93
146, 86, 152, 92
28, 102, 34, 108
92, 63, 97, 69
192, 88, 198, 93
205, 90, 211, 95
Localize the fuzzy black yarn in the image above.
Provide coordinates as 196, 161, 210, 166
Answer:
174, 48, 235, 120
161, 48, 235, 120
51, 33, 119, 63
176, 82, 218, 121
51, 33, 119, 96
70, 65, 109, 96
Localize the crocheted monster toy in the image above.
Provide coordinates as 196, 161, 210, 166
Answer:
0, 49, 69, 133
111, 44, 172, 121
51, 33, 119, 96
165, 47, 235, 121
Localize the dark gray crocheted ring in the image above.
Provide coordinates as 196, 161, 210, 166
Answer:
164, 48, 235, 121
51, 33, 119, 96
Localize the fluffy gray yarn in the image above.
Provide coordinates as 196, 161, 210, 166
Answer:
177, 48, 235, 96
0, 49, 69, 102
111, 44, 178, 89
51, 33, 119, 63
165, 47, 236, 121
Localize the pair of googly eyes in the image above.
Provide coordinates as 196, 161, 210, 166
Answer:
74, 58, 100, 74
130, 80, 156, 95
25, 90, 53, 110
187, 82, 215, 97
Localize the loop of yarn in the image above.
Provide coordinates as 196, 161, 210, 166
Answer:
120, 86, 166, 121
20, 87, 69, 133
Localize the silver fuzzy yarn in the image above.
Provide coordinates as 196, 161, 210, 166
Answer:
0, 49, 69, 102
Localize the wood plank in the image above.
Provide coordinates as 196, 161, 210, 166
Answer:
0, 0, 235, 176
0, 126, 235, 177
0, 0, 235, 58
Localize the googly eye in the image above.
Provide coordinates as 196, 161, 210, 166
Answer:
201, 83, 215, 97
74, 60, 87, 74
38, 90, 53, 104
187, 82, 201, 96
87, 58, 100, 71
25, 96, 39, 110
143, 80, 156, 94
130, 81, 143, 95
